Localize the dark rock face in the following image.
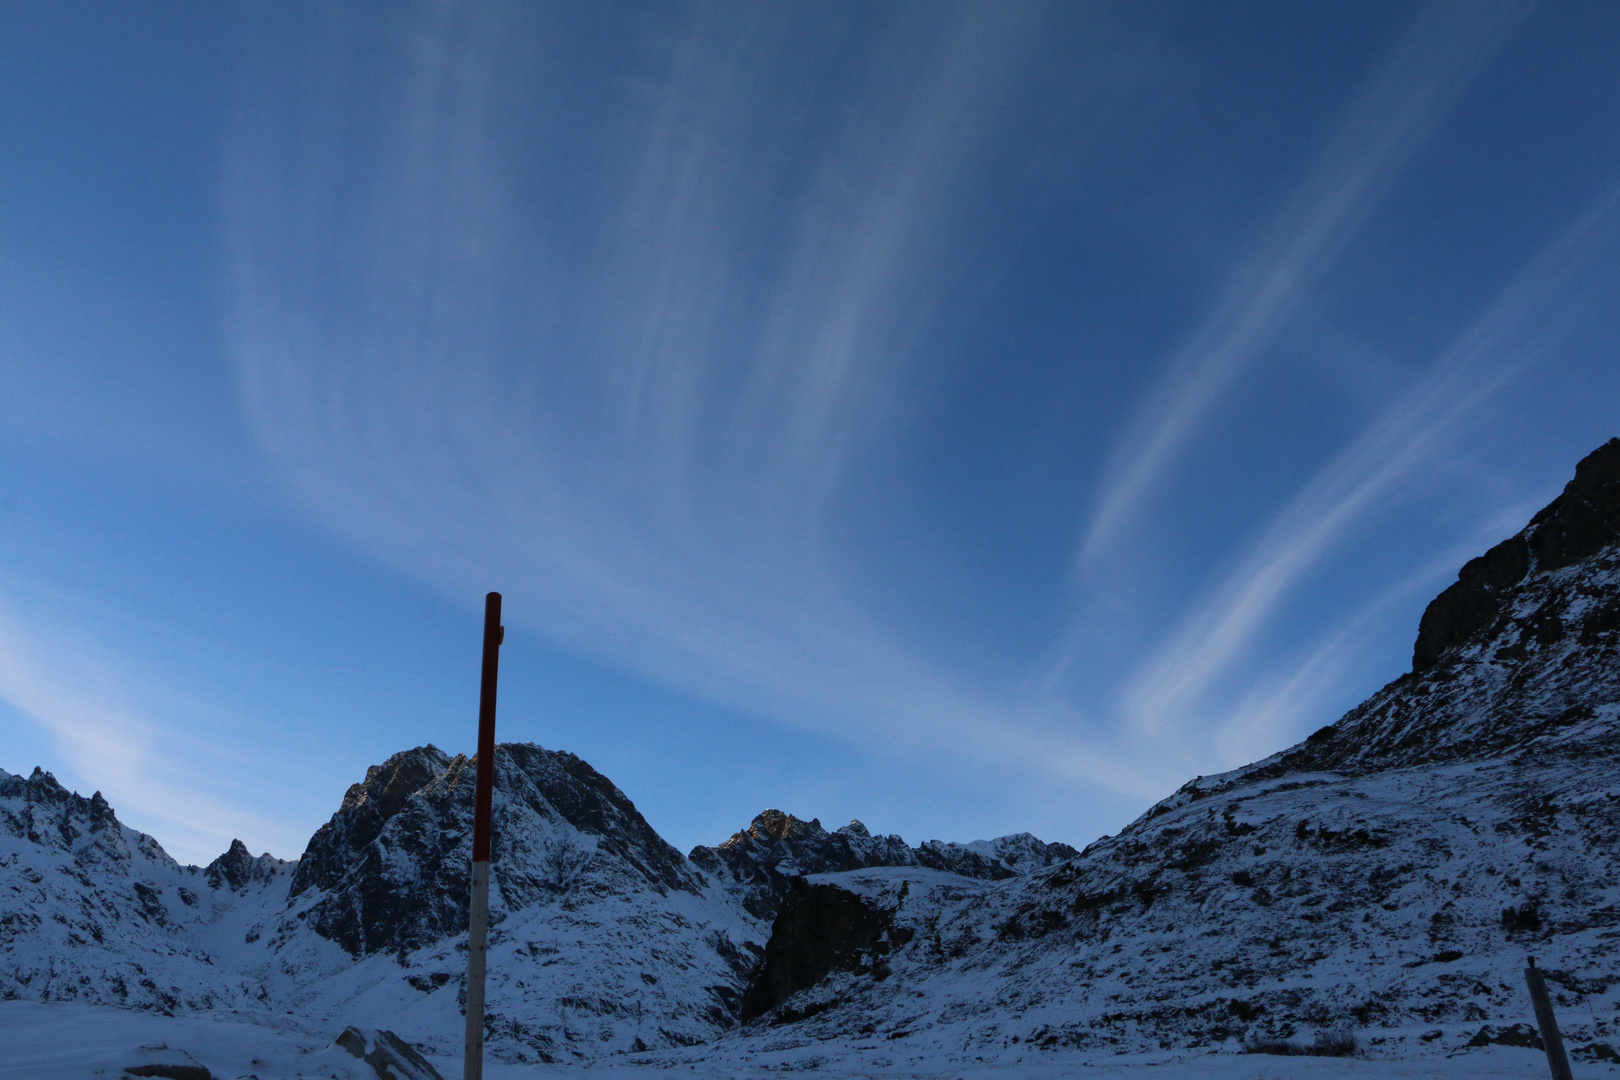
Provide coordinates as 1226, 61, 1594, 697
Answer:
1468, 1023, 1544, 1050
204, 839, 282, 892
0, 768, 138, 870
1414, 437, 1620, 671
120, 1047, 213, 1080
691, 813, 914, 920
691, 811, 1076, 922
1527, 436, 1620, 570
283, 746, 467, 957
1412, 534, 1530, 672
286, 742, 703, 957
289, 746, 453, 900
741, 879, 911, 1020
1265, 454, 1620, 780
917, 833, 1079, 878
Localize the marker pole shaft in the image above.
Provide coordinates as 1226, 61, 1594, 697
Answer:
465, 592, 502, 1080
1525, 961, 1573, 1080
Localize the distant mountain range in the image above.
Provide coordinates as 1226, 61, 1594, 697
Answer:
3, 438, 1619, 1068
0, 721, 1071, 1062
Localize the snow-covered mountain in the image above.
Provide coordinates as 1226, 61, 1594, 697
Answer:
266, 742, 766, 1062
689, 809, 1077, 920
714, 437, 1620, 1066
0, 766, 296, 1013
0, 743, 1068, 1064
4, 437, 1619, 1071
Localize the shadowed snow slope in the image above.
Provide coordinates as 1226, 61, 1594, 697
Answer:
0, 766, 294, 1012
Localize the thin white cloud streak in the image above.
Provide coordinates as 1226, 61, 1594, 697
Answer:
1211, 538, 1503, 769
0, 596, 285, 865
1116, 182, 1620, 768
224, 4, 1175, 802
1077, 0, 1529, 570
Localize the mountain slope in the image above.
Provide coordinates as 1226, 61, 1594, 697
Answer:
720, 438, 1620, 1064
691, 810, 1077, 920
265, 742, 764, 1062
0, 768, 292, 1012
0, 740, 1078, 1065
5, 438, 1617, 1069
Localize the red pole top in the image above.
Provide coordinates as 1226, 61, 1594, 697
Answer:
472, 592, 502, 863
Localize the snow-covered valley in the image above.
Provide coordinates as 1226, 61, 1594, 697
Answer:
4, 438, 1620, 1078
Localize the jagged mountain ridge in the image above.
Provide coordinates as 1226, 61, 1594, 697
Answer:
0, 741, 1070, 1063
1413, 436, 1620, 674
690, 809, 1078, 920
5, 437, 1618, 1068
264, 742, 760, 1061
0, 767, 294, 1013
712, 438, 1620, 1065
284, 742, 704, 958
205, 838, 285, 893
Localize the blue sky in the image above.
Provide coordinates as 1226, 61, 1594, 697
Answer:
2, 1, 1619, 866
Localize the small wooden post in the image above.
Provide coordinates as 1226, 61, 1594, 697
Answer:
464, 592, 503, 1080
1525, 957, 1574, 1080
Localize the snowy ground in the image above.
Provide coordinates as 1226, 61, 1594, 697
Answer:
0, 1001, 1598, 1080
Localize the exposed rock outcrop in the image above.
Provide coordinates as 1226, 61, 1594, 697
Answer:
333, 1026, 444, 1080
741, 879, 913, 1020
690, 810, 1076, 921
730, 438, 1620, 1060
204, 839, 283, 892
1414, 436, 1620, 671
287, 742, 703, 958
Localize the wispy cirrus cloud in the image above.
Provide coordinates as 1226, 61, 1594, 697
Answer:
1076, 0, 1530, 571
223, 2, 1175, 800
1115, 181, 1620, 771
219, 0, 1611, 824
0, 590, 293, 864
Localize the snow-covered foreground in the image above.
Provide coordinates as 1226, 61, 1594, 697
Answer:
0, 1001, 1594, 1080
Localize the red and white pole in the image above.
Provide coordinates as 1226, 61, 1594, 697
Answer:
464, 592, 502, 1080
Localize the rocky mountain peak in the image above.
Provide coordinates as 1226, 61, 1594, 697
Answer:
1414, 436, 1620, 671
1525, 435, 1620, 568
205, 839, 254, 890
1122, 437, 1620, 801
289, 745, 452, 900
0, 766, 159, 873
204, 838, 287, 892
734, 809, 821, 845
281, 741, 701, 958
26, 766, 60, 790
692, 808, 1077, 922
